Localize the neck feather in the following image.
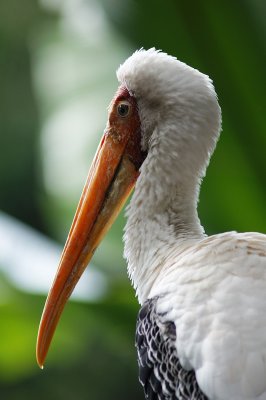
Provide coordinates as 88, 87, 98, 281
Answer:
123, 133, 206, 304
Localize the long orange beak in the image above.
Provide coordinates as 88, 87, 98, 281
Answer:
36, 89, 144, 368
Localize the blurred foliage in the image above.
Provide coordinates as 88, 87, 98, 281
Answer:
0, 0, 45, 230
0, 0, 265, 399
0, 273, 141, 399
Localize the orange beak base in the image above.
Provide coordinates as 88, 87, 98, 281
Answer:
36, 87, 145, 368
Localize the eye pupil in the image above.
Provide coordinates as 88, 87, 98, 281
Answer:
118, 103, 130, 117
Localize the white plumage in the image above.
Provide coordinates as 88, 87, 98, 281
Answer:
117, 49, 266, 399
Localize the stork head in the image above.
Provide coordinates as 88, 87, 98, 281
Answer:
36, 49, 221, 368
117, 49, 221, 182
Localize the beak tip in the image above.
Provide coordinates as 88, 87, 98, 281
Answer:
36, 355, 44, 369
36, 353, 45, 369
36, 340, 46, 370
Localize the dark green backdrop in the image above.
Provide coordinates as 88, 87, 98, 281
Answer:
0, 1, 265, 399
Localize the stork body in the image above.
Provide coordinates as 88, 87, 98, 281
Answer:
37, 49, 266, 400
135, 232, 266, 400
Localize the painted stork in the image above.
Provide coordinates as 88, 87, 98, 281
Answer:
36, 49, 266, 400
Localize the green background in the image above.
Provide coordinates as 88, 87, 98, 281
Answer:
0, 1, 265, 399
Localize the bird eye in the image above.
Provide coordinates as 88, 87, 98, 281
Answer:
117, 101, 131, 118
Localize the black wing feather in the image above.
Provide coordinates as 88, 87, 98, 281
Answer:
136, 298, 208, 400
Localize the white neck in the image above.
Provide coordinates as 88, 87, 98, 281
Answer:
118, 49, 221, 304
124, 124, 206, 304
